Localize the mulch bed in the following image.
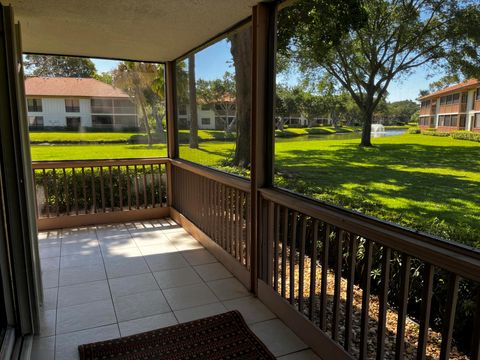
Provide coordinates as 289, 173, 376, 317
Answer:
78, 310, 275, 360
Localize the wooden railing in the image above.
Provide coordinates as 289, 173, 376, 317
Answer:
258, 188, 480, 360
171, 160, 251, 273
32, 158, 169, 230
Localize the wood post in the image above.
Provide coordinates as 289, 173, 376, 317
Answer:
165, 61, 177, 207
250, 2, 276, 294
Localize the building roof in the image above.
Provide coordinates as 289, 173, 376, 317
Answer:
25, 77, 130, 98
9, 0, 258, 62
419, 79, 480, 100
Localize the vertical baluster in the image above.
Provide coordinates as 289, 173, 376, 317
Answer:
52, 169, 59, 216
309, 220, 318, 320
320, 224, 330, 331
345, 234, 359, 352
289, 211, 298, 305
274, 204, 281, 293
266, 201, 275, 286
81, 167, 87, 214
376, 247, 391, 360
235, 189, 240, 261
246, 194, 251, 270
63, 168, 69, 215
332, 229, 344, 341
90, 167, 96, 213
72, 168, 78, 215
281, 207, 288, 298
150, 164, 155, 208
43, 169, 50, 217
395, 254, 411, 360
158, 163, 163, 206
359, 239, 373, 359
142, 165, 148, 208
213, 181, 218, 242
298, 216, 306, 313
118, 166, 123, 211
241, 191, 246, 266
417, 263, 434, 360
439, 274, 460, 360
134, 165, 139, 209
126, 166, 131, 210
109, 166, 114, 212
99, 166, 105, 212
471, 291, 480, 360
226, 186, 231, 254
32, 170, 38, 215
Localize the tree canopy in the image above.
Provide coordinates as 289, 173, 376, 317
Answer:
24, 55, 97, 78
278, 0, 480, 147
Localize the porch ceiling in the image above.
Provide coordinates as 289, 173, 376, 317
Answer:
9, 0, 259, 62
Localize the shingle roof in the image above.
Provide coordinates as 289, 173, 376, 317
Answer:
25, 77, 130, 98
419, 79, 480, 100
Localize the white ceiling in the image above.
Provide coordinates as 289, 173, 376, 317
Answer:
9, 0, 259, 62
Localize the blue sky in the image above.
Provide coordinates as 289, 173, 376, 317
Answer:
93, 39, 441, 103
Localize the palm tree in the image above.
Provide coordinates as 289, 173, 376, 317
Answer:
188, 55, 199, 149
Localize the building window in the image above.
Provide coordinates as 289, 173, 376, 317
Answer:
452, 93, 460, 104
178, 104, 187, 116
446, 95, 453, 105
461, 92, 468, 104
27, 98, 42, 112
476, 89, 480, 101
201, 104, 211, 111
113, 99, 136, 114
440, 96, 446, 105
438, 115, 444, 126
28, 116, 44, 128
201, 118, 211, 125
91, 98, 113, 113
65, 98, 80, 112
450, 115, 458, 127
66, 117, 81, 130
475, 113, 480, 128
460, 114, 466, 128
92, 115, 113, 129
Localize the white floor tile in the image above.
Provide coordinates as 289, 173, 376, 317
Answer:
42, 287, 58, 311
119, 312, 178, 337
57, 280, 110, 308
39, 245, 61, 259
139, 243, 178, 256
55, 324, 119, 360
194, 262, 232, 281
250, 319, 307, 357
56, 299, 116, 334
153, 267, 202, 289
113, 290, 171, 322
104, 257, 150, 278
60, 252, 102, 269
39, 257, 60, 272
60, 240, 99, 256
163, 283, 218, 311
174, 302, 228, 323
58, 264, 106, 286
206, 277, 249, 301
102, 245, 143, 261
144, 253, 189, 272
108, 273, 159, 298
223, 296, 275, 325
39, 309, 56, 337
182, 249, 217, 266
42, 270, 59, 289
31, 336, 55, 360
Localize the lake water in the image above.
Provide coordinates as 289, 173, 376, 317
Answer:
276, 129, 407, 142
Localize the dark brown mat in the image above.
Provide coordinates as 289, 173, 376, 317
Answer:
78, 310, 275, 359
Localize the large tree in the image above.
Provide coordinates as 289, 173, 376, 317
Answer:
230, 26, 252, 167
188, 55, 199, 149
24, 55, 96, 78
278, 0, 480, 147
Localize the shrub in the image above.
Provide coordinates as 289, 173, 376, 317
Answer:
422, 129, 450, 137
451, 130, 480, 143
407, 127, 421, 134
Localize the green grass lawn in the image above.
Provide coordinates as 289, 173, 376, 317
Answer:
29, 132, 140, 143
30, 133, 480, 246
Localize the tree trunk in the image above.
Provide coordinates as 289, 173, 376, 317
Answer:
152, 103, 166, 142
139, 100, 152, 147
230, 27, 252, 168
360, 108, 373, 147
188, 55, 199, 149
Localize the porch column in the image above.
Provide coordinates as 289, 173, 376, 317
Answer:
250, 2, 276, 294
165, 61, 178, 206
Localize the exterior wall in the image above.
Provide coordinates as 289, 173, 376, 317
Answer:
27, 96, 136, 130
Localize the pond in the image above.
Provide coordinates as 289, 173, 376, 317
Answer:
276, 128, 407, 142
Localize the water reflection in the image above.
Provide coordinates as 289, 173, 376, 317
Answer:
276, 129, 407, 142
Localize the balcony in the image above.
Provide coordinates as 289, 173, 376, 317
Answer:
34, 220, 316, 359
27, 157, 480, 360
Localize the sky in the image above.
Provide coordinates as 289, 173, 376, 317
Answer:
92, 39, 442, 103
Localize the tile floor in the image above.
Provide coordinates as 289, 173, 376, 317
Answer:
32, 218, 320, 360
